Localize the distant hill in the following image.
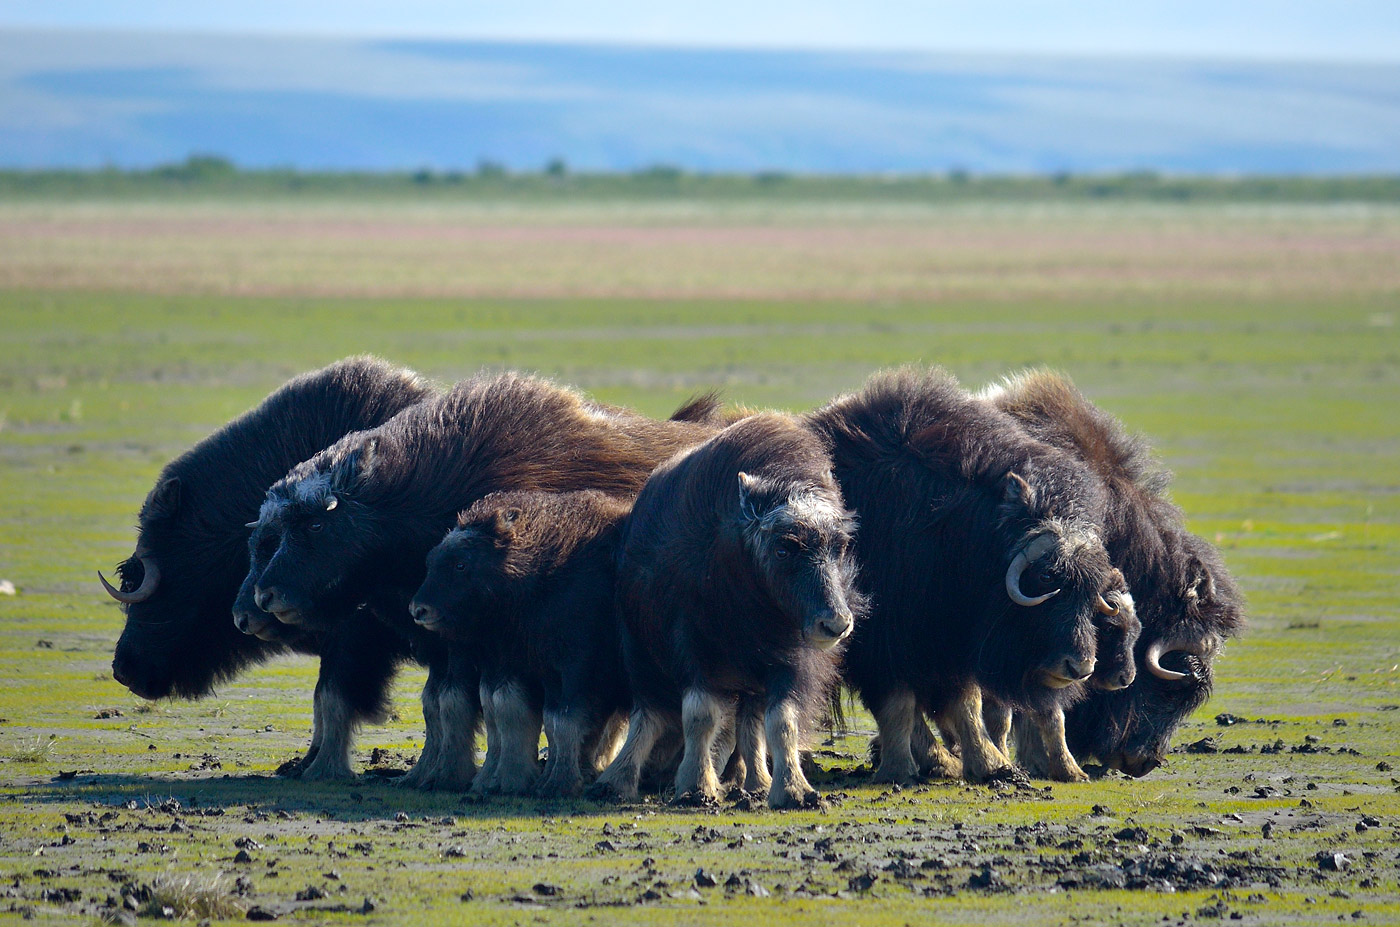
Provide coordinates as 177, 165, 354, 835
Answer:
2, 29, 1398, 174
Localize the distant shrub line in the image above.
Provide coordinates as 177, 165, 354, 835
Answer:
3, 155, 1398, 201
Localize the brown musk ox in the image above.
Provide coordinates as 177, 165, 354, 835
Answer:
103, 356, 434, 780
409, 489, 632, 798
241, 372, 721, 790
591, 413, 864, 809
977, 369, 1244, 777
806, 367, 1131, 784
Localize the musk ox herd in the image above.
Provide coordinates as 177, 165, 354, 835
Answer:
104, 357, 1243, 809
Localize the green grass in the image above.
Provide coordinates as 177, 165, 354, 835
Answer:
0, 197, 1397, 925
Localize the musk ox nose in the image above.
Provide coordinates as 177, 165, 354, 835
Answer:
410, 601, 438, 627
817, 611, 853, 640
1119, 754, 1163, 778
253, 586, 275, 612
1102, 668, 1135, 691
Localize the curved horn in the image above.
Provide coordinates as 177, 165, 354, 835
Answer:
98, 555, 160, 605
1144, 635, 1215, 682
1095, 594, 1119, 617
1005, 534, 1060, 607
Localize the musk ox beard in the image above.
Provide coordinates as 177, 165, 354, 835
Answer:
979, 369, 1244, 777
103, 356, 433, 780
591, 413, 865, 810
241, 371, 722, 790
410, 489, 632, 798
806, 367, 1132, 784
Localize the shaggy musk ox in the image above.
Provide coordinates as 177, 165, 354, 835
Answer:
104, 356, 432, 777
978, 370, 1244, 777
242, 373, 721, 790
806, 368, 1131, 784
410, 490, 630, 798
592, 413, 864, 809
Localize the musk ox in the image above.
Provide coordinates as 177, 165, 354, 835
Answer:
806, 367, 1130, 784
103, 356, 432, 778
592, 413, 863, 809
241, 372, 720, 790
409, 489, 631, 798
979, 370, 1244, 776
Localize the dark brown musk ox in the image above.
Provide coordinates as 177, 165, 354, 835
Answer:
977, 370, 1244, 777
409, 490, 631, 798
590, 413, 865, 809
240, 373, 721, 790
805, 367, 1131, 784
103, 356, 434, 779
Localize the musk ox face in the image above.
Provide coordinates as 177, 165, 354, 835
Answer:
243, 482, 376, 631
1088, 580, 1141, 692
108, 478, 255, 700
1069, 537, 1242, 776
410, 510, 519, 638
737, 472, 862, 650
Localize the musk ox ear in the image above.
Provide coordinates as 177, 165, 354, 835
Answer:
144, 477, 182, 521
342, 437, 378, 487
1003, 471, 1035, 509
738, 471, 761, 521
490, 507, 521, 543
1184, 557, 1215, 603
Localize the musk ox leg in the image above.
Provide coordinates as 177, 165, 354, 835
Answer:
983, 698, 1013, 759
766, 697, 818, 809
397, 672, 445, 789
488, 683, 542, 795
470, 680, 502, 795
736, 696, 772, 794
674, 689, 728, 803
939, 687, 1017, 783
424, 675, 481, 792
870, 688, 921, 784
589, 712, 628, 774
1025, 706, 1089, 783
910, 713, 963, 780
299, 686, 356, 781
537, 707, 588, 798
590, 706, 667, 802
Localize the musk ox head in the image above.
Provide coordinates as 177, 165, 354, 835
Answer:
107, 476, 266, 700
736, 471, 865, 650
1065, 534, 1244, 776
410, 505, 522, 639
981, 469, 1129, 707
239, 439, 381, 631
1088, 578, 1140, 693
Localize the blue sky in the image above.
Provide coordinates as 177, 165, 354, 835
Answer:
5, 1, 1400, 61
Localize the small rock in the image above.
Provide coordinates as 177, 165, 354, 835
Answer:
745, 881, 771, 898
295, 885, 325, 901
694, 869, 717, 888
358, 897, 376, 914
1316, 851, 1351, 872
0, 580, 16, 596
848, 871, 878, 892
234, 850, 253, 864
532, 883, 559, 896
245, 907, 279, 921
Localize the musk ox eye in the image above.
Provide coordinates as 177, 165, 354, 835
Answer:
454, 561, 467, 572
308, 521, 323, 533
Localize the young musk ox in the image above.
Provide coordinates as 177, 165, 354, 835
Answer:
241, 373, 721, 790
591, 413, 864, 810
975, 370, 1244, 777
409, 490, 630, 798
103, 356, 433, 780
805, 367, 1131, 784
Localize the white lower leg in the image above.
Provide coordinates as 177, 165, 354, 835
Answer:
593, 707, 666, 801
871, 689, 920, 784
590, 713, 628, 773
472, 681, 501, 793
942, 687, 1014, 782
674, 689, 726, 801
766, 698, 815, 809
300, 688, 356, 781
491, 683, 542, 794
1033, 705, 1089, 782
736, 701, 771, 793
539, 710, 586, 797
911, 713, 962, 779
429, 683, 480, 791
984, 699, 1013, 759
400, 678, 442, 787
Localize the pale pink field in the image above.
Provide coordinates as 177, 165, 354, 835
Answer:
2, 199, 1398, 301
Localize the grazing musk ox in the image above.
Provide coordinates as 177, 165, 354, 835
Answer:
978, 370, 1244, 776
242, 373, 721, 790
103, 356, 433, 779
593, 413, 864, 809
410, 490, 631, 798
806, 367, 1130, 783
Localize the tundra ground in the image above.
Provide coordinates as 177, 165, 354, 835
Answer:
0, 197, 1397, 925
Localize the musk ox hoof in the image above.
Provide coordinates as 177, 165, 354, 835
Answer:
671, 789, 721, 809
975, 765, 1031, 788
584, 780, 634, 803
298, 756, 356, 782
535, 775, 583, 800
768, 788, 824, 811
395, 759, 438, 790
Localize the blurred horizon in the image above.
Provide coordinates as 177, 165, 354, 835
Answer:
3, 25, 1399, 176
